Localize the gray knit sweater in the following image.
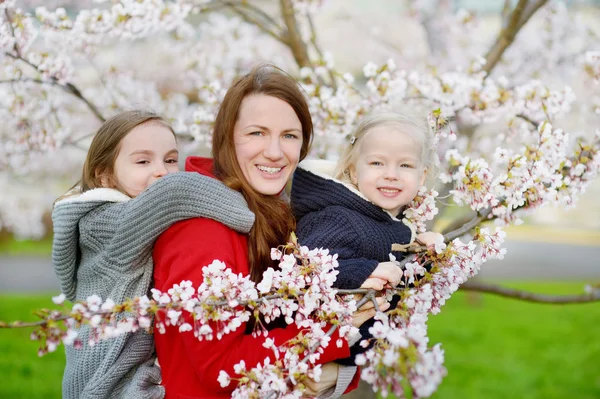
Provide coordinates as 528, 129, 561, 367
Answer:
52, 172, 255, 399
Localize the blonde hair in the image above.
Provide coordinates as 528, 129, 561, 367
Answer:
57, 110, 175, 202
334, 112, 437, 183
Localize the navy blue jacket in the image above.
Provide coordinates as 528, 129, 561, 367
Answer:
291, 164, 414, 365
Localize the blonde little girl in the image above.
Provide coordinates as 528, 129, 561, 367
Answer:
291, 112, 441, 364
52, 110, 255, 398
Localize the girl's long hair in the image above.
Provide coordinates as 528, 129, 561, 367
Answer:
212, 65, 313, 283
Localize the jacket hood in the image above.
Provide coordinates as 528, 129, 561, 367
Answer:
291, 159, 398, 223
186, 156, 216, 178
52, 188, 131, 301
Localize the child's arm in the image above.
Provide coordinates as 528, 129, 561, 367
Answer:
108, 172, 255, 265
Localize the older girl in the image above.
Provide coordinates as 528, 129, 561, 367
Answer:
52, 110, 255, 399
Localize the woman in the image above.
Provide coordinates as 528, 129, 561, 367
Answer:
152, 66, 386, 398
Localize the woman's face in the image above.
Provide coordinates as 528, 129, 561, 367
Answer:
233, 94, 303, 195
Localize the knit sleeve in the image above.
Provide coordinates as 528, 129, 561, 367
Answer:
152, 218, 351, 396
295, 207, 379, 290
108, 172, 255, 264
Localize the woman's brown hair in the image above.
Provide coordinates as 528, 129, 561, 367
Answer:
57, 110, 174, 201
212, 65, 313, 283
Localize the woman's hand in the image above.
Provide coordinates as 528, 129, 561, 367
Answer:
302, 362, 339, 398
367, 261, 403, 287
416, 231, 443, 249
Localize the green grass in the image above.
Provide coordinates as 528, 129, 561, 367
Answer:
0, 236, 53, 256
1, 283, 599, 399
425, 282, 600, 399
0, 295, 64, 399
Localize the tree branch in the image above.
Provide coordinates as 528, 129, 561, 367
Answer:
443, 207, 493, 242
516, 113, 540, 128
4, 8, 21, 57
460, 281, 600, 304
3, 8, 106, 123
1, 61, 106, 123
306, 13, 337, 88
219, 0, 288, 45
279, 0, 311, 68
483, 0, 548, 76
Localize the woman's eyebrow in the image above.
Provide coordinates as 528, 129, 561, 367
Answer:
244, 124, 269, 131
244, 125, 301, 133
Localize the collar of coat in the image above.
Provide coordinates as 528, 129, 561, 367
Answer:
55, 187, 131, 206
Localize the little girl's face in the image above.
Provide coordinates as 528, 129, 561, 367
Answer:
111, 122, 179, 197
350, 126, 426, 216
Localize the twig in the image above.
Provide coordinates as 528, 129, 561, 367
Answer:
460, 281, 600, 304
3, 8, 107, 124
306, 13, 337, 89
516, 113, 539, 128
4, 53, 106, 122
483, 0, 549, 76
443, 207, 493, 242
5, 8, 21, 57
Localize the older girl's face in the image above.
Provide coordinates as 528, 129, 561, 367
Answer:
233, 94, 303, 195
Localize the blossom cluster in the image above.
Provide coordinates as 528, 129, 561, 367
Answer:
403, 186, 440, 234
441, 121, 600, 225
355, 223, 506, 398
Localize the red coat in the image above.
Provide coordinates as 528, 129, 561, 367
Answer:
153, 157, 357, 398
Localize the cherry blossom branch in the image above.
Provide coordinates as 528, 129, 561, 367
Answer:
516, 113, 540, 128
0, 289, 378, 331
460, 281, 600, 304
1, 56, 106, 122
483, 0, 549, 76
2, 9, 106, 123
306, 13, 337, 89
279, 0, 311, 68
443, 207, 494, 242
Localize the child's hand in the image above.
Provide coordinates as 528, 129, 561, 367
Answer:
368, 261, 403, 287
416, 231, 443, 249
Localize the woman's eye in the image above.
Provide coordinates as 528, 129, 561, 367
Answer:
166, 159, 178, 164
136, 160, 149, 165
401, 163, 413, 168
250, 131, 263, 136
283, 133, 299, 139
369, 161, 383, 166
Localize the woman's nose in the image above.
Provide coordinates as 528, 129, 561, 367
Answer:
263, 136, 284, 160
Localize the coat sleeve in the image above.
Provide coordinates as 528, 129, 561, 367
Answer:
108, 172, 255, 264
295, 207, 379, 290
152, 218, 351, 395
